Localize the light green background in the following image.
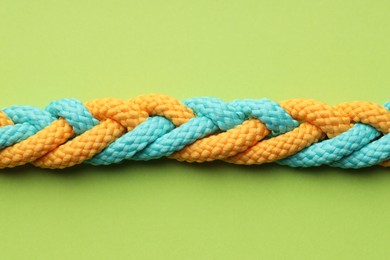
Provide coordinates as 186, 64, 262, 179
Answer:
0, 0, 389, 259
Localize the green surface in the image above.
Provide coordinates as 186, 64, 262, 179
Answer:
0, 0, 389, 259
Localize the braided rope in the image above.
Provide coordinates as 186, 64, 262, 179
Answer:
0, 94, 389, 169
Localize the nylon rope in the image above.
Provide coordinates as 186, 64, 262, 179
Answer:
0, 94, 389, 169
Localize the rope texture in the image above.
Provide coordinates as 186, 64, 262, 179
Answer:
0, 94, 389, 169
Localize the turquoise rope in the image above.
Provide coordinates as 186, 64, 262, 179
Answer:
278, 124, 381, 167
45, 98, 99, 135
86, 116, 175, 165
1, 106, 54, 149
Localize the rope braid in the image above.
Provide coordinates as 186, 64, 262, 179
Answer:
0, 94, 389, 169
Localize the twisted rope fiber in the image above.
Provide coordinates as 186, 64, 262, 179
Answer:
0, 94, 389, 169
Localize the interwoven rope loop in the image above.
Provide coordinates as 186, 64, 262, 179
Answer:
0, 94, 389, 169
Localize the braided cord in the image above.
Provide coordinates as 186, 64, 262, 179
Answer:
0, 94, 389, 169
